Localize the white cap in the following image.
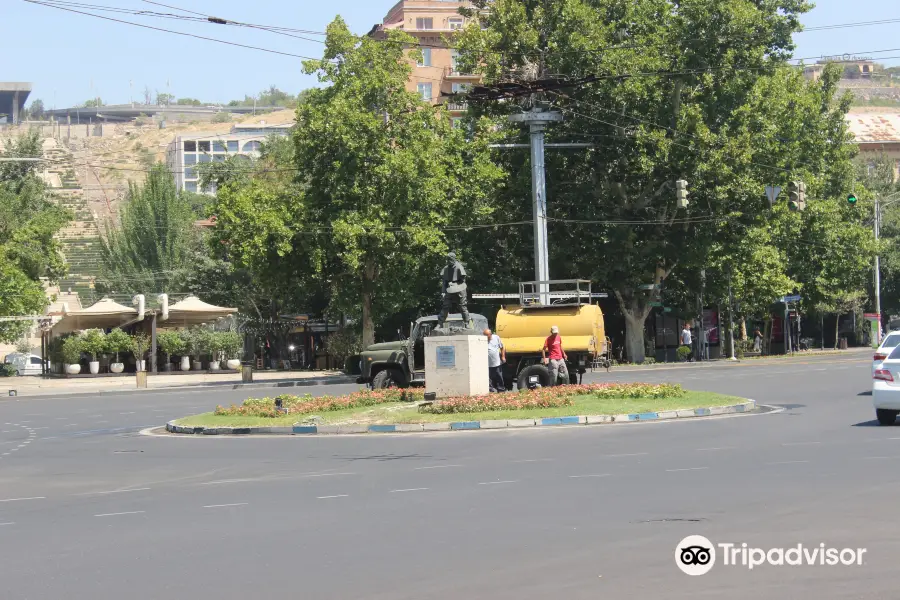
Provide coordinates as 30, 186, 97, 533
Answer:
550, 325, 559, 334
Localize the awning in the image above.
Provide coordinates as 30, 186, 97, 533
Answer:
51, 298, 140, 335
163, 296, 238, 327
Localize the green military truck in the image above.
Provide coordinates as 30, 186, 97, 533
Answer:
357, 313, 489, 389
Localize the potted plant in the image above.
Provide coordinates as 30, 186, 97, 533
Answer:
207, 331, 224, 371
221, 331, 243, 370
157, 330, 186, 372
178, 329, 193, 371
187, 328, 209, 371
131, 333, 151, 372
80, 329, 106, 375
104, 328, 131, 373
62, 336, 83, 374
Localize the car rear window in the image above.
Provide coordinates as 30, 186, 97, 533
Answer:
889, 345, 900, 360
884, 334, 900, 348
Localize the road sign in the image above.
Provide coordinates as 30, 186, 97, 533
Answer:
765, 185, 783, 207
639, 284, 661, 291
664, 307, 673, 313
780, 295, 802, 303
864, 313, 881, 319
650, 302, 663, 307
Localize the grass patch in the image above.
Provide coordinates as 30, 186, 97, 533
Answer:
173, 390, 745, 428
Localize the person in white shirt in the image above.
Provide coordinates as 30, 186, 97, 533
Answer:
484, 328, 506, 392
681, 323, 694, 362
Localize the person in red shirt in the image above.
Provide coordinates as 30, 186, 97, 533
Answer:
542, 325, 569, 385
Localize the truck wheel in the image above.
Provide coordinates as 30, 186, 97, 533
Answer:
517, 364, 551, 390
372, 369, 403, 390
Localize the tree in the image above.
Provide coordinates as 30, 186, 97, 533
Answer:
26, 99, 45, 120
143, 86, 152, 105
456, 0, 858, 362
98, 164, 199, 294
0, 131, 70, 342
156, 92, 174, 106
82, 98, 103, 108
176, 98, 202, 106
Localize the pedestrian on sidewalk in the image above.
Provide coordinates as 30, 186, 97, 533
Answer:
681, 323, 694, 362
753, 327, 763, 353
484, 328, 506, 393
542, 325, 569, 385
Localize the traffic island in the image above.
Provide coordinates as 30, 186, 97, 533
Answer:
165, 384, 757, 435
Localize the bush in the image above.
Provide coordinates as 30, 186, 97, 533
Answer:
131, 333, 151, 364
676, 346, 692, 362
211, 112, 231, 123
15, 339, 33, 355
79, 329, 106, 361
0, 363, 17, 377
215, 389, 424, 418
104, 328, 131, 362
219, 331, 243, 360
157, 330, 186, 360
61, 336, 83, 364
325, 329, 362, 367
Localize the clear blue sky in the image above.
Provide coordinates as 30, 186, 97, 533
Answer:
7, 0, 900, 109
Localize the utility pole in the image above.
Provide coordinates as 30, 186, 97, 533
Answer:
875, 195, 882, 325
509, 109, 563, 306
728, 278, 736, 360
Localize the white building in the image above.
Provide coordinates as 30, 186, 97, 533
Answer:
165, 123, 293, 194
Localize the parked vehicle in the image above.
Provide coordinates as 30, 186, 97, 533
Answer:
3, 352, 48, 376
358, 313, 490, 389
872, 332, 900, 375
873, 344, 900, 425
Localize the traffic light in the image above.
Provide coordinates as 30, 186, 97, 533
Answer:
847, 193, 858, 205
788, 181, 806, 212
675, 179, 689, 209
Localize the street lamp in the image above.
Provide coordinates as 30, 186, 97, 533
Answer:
874, 191, 900, 333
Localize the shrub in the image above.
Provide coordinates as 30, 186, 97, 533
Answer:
15, 339, 33, 355
676, 346, 692, 361
211, 112, 232, 123
131, 333, 151, 365
0, 363, 17, 377
215, 389, 424, 417
157, 330, 186, 362
61, 336, 83, 364
219, 331, 243, 360
325, 329, 362, 367
104, 328, 132, 362
79, 329, 106, 361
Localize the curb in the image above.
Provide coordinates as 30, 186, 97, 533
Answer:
165, 400, 757, 436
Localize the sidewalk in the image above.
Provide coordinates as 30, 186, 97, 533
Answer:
611, 347, 872, 373
3, 369, 349, 398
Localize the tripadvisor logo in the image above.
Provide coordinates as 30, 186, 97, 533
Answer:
675, 535, 867, 575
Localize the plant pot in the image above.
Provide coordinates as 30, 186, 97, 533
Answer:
110, 362, 125, 374
66, 364, 81, 375
138, 360, 146, 372
163, 362, 173, 372
209, 360, 221, 371
180, 356, 191, 371
227, 359, 241, 370
89, 361, 100, 375
192, 361, 203, 371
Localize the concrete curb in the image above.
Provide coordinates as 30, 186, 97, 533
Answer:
165, 400, 757, 436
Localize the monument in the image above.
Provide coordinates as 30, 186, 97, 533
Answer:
425, 252, 489, 398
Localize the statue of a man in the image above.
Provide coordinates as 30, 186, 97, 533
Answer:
438, 252, 470, 329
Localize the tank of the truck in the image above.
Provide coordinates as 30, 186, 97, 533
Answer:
496, 304, 606, 356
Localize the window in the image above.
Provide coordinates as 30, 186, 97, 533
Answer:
198, 141, 211, 152
184, 154, 196, 165
184, 166, 196, 179
415, 17, 433, 30
417, 82, 433, 102
227, 140, 239, 152
199, 154, 211, 163
185, 181, 198, 193
889, 343, 900, 360
213, 140, 226, 152
183, 140, 196, 152
214, 154, 226, 162
450, 50, 460, 73
242, 140, 261, 152
417, 48, 432, 67
451, 83, 470, 94
449, 17, 464, 30
30, 357, 42, 365
883, 334, 900, 349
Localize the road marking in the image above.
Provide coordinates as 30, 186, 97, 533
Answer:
666, 467, 709, 472
413, 464, 462, 470
478, 480, 518, 485
0, 522, 14, 526
0, 497, 45, 503
781, 442, 820, 446
863, 456, 895, 460
767, 460, 809, 465
119, 412, 135, 415
303, 472, 356, 478
95, 511, 145, 517
87, 415, 104, 418
76, 487, 151, 496
32, 427, 49, 430
55, 418, 68, 420
607, 453, 649, 458
511, 458, 553, 463
569, 474, 611, 479
696, 447, 734, 451
203, 503, 248, 508
389, 488, 430, 493
317, 495, 349, 499
63, 424, 79, 428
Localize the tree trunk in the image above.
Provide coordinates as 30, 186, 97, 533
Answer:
834, 313, 840, 350
739, 317, 747, 341
361, 258, 377, 349
615, 290, 653, 364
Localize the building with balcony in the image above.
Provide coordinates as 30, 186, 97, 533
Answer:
370, 0, 481, 124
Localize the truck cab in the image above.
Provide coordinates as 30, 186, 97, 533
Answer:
358, 313, 489, 389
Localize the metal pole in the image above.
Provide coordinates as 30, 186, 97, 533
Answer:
529, 121, 551, 305
728, 281, 736, 360
785, 303, 792, 354
875, 196, 882, 333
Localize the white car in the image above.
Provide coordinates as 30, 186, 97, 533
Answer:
873, 345, 900, 425
3, 353, 48, 376
872, 332, 900, 375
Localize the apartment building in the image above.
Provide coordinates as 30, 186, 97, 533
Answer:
371, 0, 481, 125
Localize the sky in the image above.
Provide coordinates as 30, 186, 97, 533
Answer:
6, 0, 900, 109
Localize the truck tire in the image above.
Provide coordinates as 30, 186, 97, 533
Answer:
372, 369, 404, 390
517, 364, 551, 390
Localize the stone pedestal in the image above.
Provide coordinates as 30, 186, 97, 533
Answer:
424, 334, 489, 399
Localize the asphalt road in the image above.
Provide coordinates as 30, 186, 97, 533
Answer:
0, 352, 893, 599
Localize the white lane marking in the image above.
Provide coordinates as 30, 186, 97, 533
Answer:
696, 447, 734, 451
95, 511, 145, 517
24, 414, 44, 417
569, 474, 611, 479
317, 495, 349, 499
607, 453, 649, 458
0, 522, 14, 526
781, 442, 821, 446
63, 424, 79, 428
767, 460, 810, 465
119, 412, 136, 415
511, 458, 553, 463
87, 415, 104, 418
478, 480, 518, 485
75, 488, 151, 496
32, 427, 49, 430
0, 497, 45, 503
666, 467, 709, 472
413, 464, 462, 470
203, 503, 248, 508
96, 421, 109, 424
303, 472, 357, 478
863, 456, 896, 460
389, 488, 430, 493
55, 418, 68, 420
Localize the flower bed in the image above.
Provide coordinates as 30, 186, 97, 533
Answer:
214, 388, 424, 418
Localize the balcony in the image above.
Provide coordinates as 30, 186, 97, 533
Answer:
446, 102, 468, 111
446, 67, 477, 79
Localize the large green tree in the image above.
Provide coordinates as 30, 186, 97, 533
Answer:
457, 0, 863, 361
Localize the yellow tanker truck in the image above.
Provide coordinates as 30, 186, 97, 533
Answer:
488, 280, 611, 390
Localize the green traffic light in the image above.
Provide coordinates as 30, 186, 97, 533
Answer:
848, 194, 858, 205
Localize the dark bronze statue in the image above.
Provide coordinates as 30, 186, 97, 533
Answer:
437, 252, 471, 329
